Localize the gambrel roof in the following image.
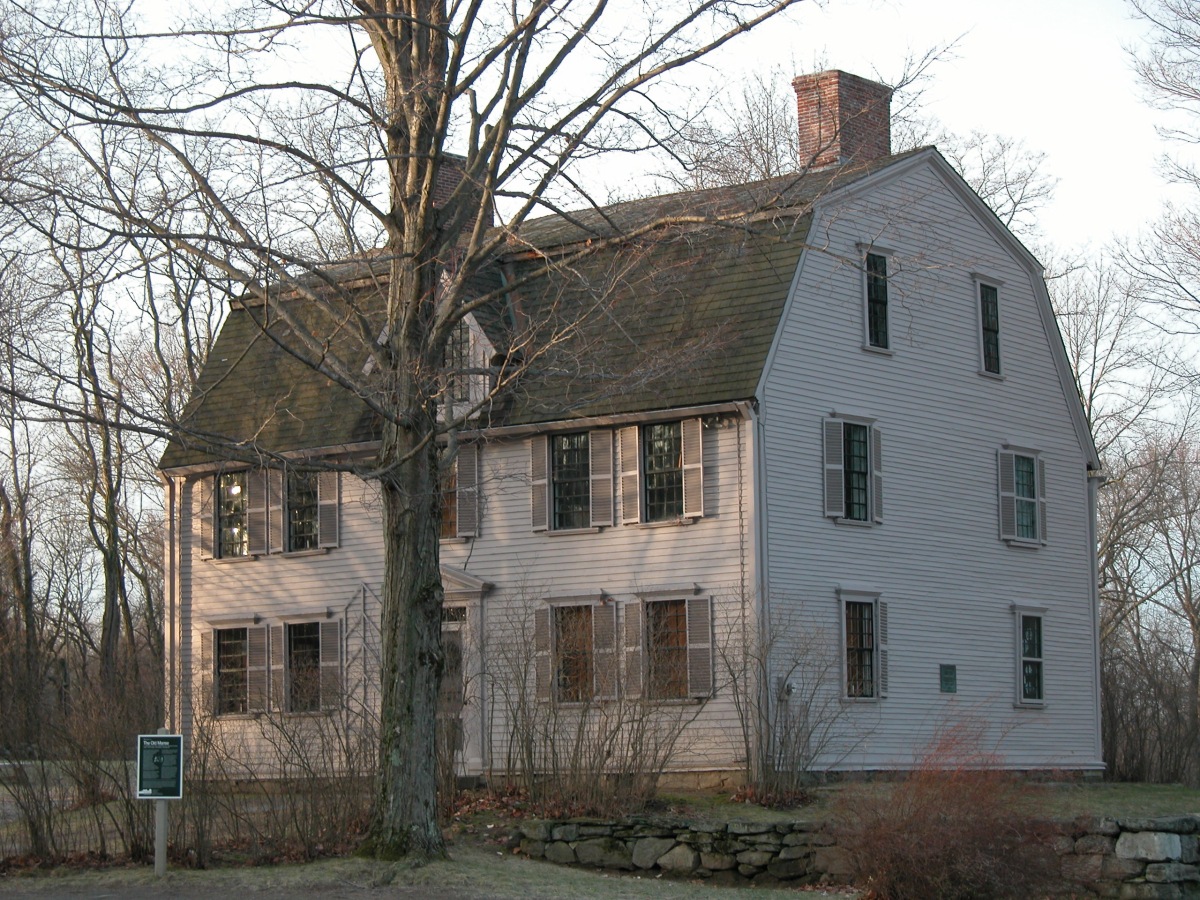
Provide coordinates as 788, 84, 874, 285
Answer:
159, 148, 1010, 471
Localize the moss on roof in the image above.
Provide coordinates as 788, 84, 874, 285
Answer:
160, 156, 906, 470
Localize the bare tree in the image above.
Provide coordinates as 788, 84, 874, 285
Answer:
0, 0, 807, 859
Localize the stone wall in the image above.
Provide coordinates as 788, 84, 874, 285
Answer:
515, 813, 1200, 896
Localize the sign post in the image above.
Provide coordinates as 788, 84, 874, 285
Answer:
136, 729, 183, 877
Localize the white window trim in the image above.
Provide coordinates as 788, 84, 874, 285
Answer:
973, 273, 1004, 380
1011, 604, 1047, 708
857, 243, 895, 355
836, 587, 888, 702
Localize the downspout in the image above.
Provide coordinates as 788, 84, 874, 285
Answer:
1086, 467, 1107, 770
160, 473, 178, 733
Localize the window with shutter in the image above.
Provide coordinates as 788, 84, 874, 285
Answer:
455, 444, 479, 538
590, 431, 614, 527
213, 626, 267, 714
551, 433, 590, 529
286, 470, 320, 551
216, 472, 249, 558
998, 449, 1046, 545
824, 418, 882, 525
530, 438, 549, 532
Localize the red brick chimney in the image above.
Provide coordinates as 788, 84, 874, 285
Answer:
792, 70, 893, 168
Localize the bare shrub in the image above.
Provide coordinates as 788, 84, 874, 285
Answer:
833, 722, 1057, 900
720, 602, 851, 804
489, 603, 698, 816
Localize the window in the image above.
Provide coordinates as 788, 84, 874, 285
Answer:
286, 623, 321, 712
1014, 609, 1045, 705
823, 418, 883, 524
865, 252, 889, 349
286, 471, 319, 552
998, 449, 1046, 544
446, 318, 471, 406
217, 472, 249, 558
533, 602, 618, 702
617, 419, 703, 524
623, 596, 713, 700
531, 432, 613, 531
216, 627, 249, 713
199, 625, 267, 715
441, 446, 479, 539
643, 423, 683, 522
552, 433, 591, 530
200, 470, 340, 558
979, 282, 1001, 375
840, 594, 888, 699
269, 619, 343, 712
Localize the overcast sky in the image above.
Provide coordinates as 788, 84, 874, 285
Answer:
693, 0, 1186, 251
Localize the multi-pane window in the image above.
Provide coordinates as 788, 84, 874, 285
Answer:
646, 599, 688, 699
1014, 455, 1038, 540
216, 627, 249, 714
643, 422, 683, 522
844, 601, 876, 698
287, 471, 319, 552
287, 622, 322, 712
552, 433, 590, 530
843, 423, 870, 522
824, 418, 883, 524
217, 472, 248, 558
866, 252, 889, 349
554, 605, 593, 703
1019, 614, 1044, 703
999, 450, 1044, 544
980, 283, 1001, 374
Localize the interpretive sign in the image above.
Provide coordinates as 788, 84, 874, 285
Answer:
136, 734, 183, 800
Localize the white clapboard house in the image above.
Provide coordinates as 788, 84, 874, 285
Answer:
159, 70, 1104, 780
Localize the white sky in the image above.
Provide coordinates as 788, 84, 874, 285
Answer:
695, 0, 1186, 251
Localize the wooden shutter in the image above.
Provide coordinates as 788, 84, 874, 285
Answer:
623, 602, 644, 700
530, 438, 549, 532
1037, 457, 1048, 543
270, 625, 285, 712
682, 418, 704, 518
319, 619, 343, 709
589, 431, 614, 527
593, 603, 618, 700
997, 451, 1017, 540
247, 626, 268, 712
247, 470, 268, 556
871, 426, 884, 524
199, 629, 214, 715
198, 478, 214, 559
534, 607, 551, 701
877, 600, 889, 698
456, 444, 479, 538
268, 470, 284, 554
823, 419, 845, 518
619, 426, 640, 524
686, 596, 713, 698
317, 471, 340, 548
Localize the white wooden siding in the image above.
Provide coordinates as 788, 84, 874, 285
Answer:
759, 160, 1101, 771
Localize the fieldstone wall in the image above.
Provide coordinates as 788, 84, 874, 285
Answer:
1052, 815, 1199, 899
516, 813, 1200, 896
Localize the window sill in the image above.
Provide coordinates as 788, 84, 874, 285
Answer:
978, 369, 1004, 381
205, 554, 259, 565
212, 711, 263, 720
543, 527, 602, 536
281, 548, 330, 559
440, 536, 470, 544
1013, 700, 1045, 710
636, 517, 697, 529
861, 344, 893, 357
840, 696, 882, 705
832, 517, 875, 528
1002, 538, 1042, 549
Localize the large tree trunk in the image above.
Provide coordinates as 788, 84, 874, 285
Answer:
364, 418, 446, 859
